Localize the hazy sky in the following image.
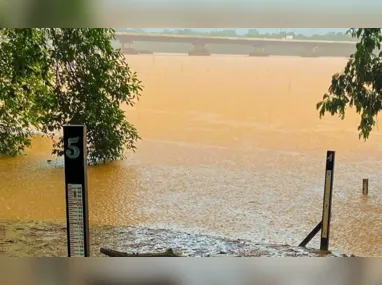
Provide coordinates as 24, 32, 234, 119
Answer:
106, 0, 382, 29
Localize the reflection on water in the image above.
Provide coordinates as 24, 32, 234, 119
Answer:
1, 55, 382, 256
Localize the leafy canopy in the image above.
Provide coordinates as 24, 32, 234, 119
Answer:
0, 28, 143, 164
317, 28, 382, 140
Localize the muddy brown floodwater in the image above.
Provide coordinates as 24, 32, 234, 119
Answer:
1, 54, 382, 257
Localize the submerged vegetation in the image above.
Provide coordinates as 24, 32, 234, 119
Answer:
0, 28, 143, 164
317, 28, 382, 140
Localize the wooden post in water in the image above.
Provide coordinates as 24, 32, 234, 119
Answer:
299, 151, 335, 250
362, 179, 368, 196
320, 150, 335, 252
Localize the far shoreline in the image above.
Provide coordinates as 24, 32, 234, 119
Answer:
122, 52, 350, 59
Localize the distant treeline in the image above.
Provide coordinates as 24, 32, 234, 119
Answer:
116, 28, 356, 42
111, 41, 355, 57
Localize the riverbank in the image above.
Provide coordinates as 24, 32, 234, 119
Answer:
0, 220, 353, 257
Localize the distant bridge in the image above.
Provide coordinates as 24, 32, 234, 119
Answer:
114, 32, 357, 57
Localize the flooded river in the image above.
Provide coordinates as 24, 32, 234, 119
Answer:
1, 54, 382, 256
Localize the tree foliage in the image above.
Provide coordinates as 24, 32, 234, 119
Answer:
0, 28, 143, 164
316, 28, 382, 140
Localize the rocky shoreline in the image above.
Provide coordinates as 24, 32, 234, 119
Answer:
0, 220, 354, 257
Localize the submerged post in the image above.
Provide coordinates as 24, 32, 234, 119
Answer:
320, 150, 335, 251
64, 125, 90, 257
362, 179, 368, 196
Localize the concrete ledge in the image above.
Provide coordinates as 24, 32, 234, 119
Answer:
300, 54, 320, 57
249, 52, 270, 57
188, 50, 211, 56
122, 48, 139, 54
138, 50, 154, 54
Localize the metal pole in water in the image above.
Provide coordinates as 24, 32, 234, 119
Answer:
362, 179, 368, 196
320, 150, 335, 251
63, 125, 90, 257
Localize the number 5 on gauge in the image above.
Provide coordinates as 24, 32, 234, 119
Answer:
66, 137, 80, 159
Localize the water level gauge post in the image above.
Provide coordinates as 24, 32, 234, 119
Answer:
320, 150, 335, 252
64, 125, 90, 257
